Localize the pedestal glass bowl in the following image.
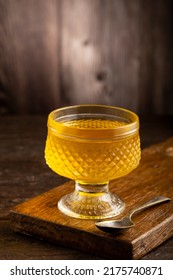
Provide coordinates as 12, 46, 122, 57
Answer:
45, 105, 141, 219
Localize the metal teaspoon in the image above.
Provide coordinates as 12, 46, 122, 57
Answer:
95, 196, 171, 232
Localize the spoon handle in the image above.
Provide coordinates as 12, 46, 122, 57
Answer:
129, 196, 171, 218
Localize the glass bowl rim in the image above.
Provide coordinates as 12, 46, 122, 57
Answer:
47, 104, 139, 140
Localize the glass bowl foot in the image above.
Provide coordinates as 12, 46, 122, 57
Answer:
58, 182, 125, 219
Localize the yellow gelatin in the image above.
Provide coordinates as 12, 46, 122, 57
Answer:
45, 118, 141, 184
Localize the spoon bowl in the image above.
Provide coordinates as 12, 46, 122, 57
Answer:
95, 196, 171, 233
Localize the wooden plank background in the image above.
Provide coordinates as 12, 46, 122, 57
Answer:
0, 0, 173, 115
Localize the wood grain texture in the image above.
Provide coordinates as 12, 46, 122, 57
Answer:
139, 0, 173, 115
61, 0, 140, 110
10, 137, 173, 259
61, 0, 104, 105
0, 0, 60, 114
0, 0, 173, 114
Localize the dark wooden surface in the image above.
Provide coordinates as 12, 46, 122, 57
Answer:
0, 0, 173, 115
0, 115, 173, 259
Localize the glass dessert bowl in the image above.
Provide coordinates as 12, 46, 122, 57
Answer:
45, 105, 141, 219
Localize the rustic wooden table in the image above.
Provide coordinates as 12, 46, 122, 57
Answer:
0, 115, 173, 260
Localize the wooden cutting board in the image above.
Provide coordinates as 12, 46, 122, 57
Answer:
10, 137, 173, 259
